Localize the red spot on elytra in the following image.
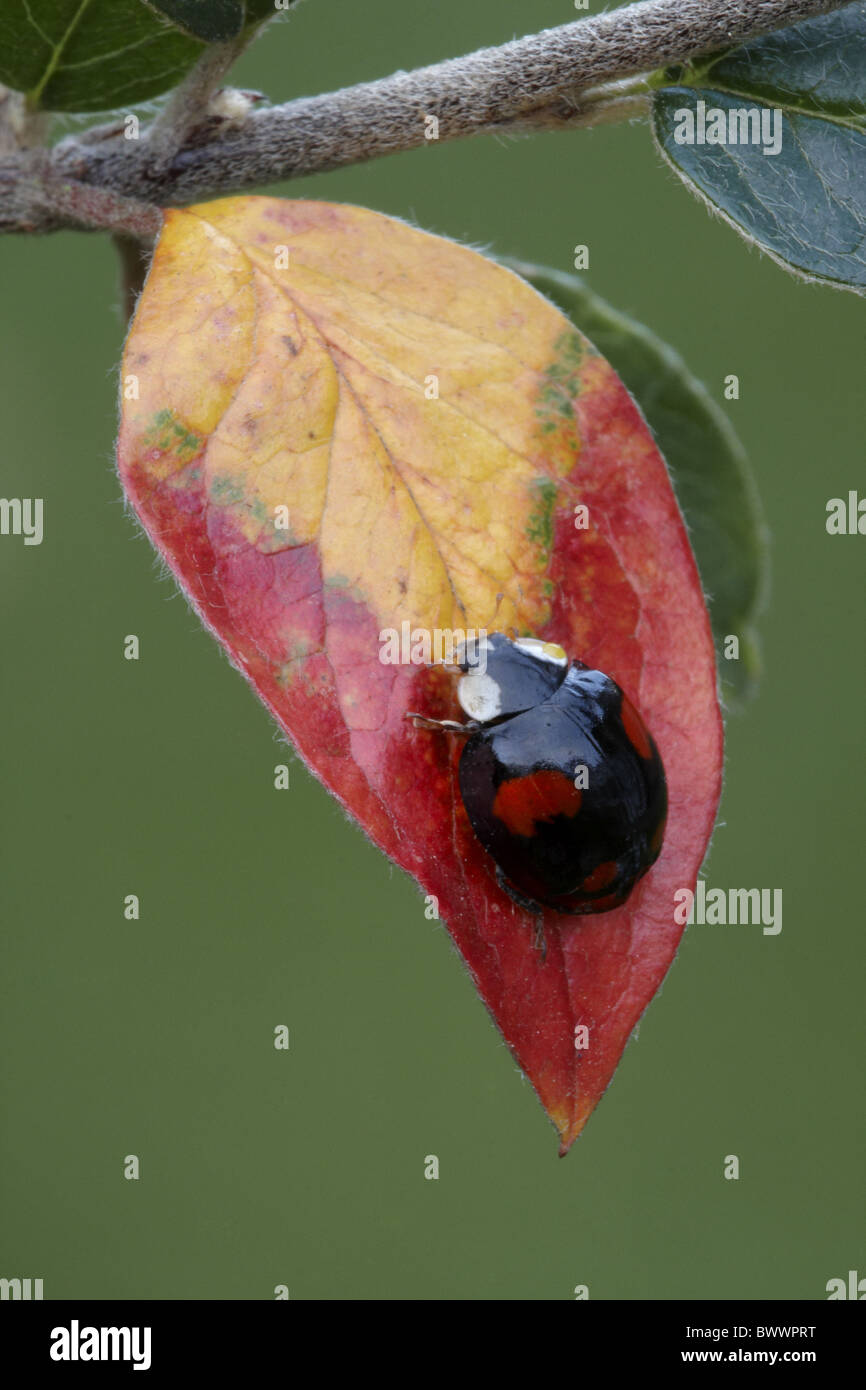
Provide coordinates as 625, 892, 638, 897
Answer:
493, 770, 582, 838
620, 694, 653, 760
581, 860, 619, 893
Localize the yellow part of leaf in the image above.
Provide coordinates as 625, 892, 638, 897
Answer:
124, 197, 584, 634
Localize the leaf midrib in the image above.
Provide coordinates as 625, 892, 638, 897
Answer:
667, 78, 866, 134
184, 206, 558, 632
27, 0, 94, 108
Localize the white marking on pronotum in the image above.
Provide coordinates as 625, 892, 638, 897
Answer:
457, 672, 502, 722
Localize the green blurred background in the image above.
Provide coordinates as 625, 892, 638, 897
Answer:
1, 0, 863, 1300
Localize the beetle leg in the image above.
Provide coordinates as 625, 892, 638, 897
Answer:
494, 865, 548, 959
533, 916, 548, 962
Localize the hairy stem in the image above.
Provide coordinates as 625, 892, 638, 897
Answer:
144, 34, 256, 167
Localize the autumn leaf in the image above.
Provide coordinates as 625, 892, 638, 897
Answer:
118, 197, 723, 1151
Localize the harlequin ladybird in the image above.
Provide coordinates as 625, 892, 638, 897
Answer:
408, 632, 667, 917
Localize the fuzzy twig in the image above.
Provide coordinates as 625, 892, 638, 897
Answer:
143, 33, 256, 167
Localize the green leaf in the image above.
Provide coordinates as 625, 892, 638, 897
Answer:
246, 0, 291, 21
698, 3, 866, 120
140, 1, 286, 43
0, 0, 202, 112
651, 4, 866, 292
505, 261, 768, 707
0, 0, 281, 111
140, 1, 246, 43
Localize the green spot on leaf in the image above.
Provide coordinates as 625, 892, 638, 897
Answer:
143, 408, 201, 459
535, 331, 586, 448
210, 475, 247, 505
526, 477, 559, 552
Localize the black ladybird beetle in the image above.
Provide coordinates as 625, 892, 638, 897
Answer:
408, 632, 667, 918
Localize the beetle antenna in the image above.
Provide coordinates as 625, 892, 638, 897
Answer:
405, 712, 475, 735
